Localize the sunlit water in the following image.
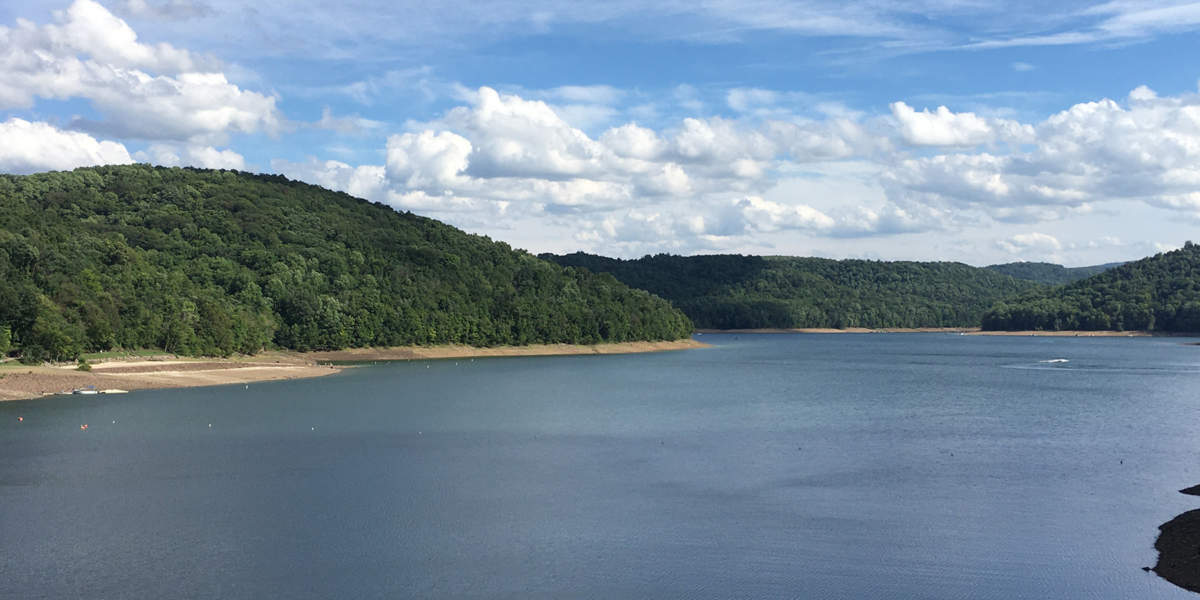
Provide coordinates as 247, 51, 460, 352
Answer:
3, 333, 1200, 599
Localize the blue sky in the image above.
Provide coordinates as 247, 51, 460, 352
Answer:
3, 0, 1200, 265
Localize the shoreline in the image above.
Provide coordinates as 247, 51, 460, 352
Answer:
695, 327, 1177, 337
304, 339, 708, 362
0, 338, 707, 403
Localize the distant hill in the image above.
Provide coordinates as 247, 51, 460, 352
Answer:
0, 166, 692, 362
982, 243, 1200, 332
541, 253, 1042, 330
985, 261, 1123, 285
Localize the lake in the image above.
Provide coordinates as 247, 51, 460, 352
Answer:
3, 333, 1200, 599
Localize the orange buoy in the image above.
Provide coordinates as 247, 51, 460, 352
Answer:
17, 417, 22, 422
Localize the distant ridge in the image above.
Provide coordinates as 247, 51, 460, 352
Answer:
985, 261, 1123, 286
982, 243, 1200, 332
541, 252, 1041, 330
0, 165, 693, 362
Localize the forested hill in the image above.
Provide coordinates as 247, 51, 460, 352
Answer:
540, 253, 1042, 330
985, 261, 1122, 285
982, 243, 1200, 332
0, 165, 692, 362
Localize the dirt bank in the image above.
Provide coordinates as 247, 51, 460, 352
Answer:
0, 338, 708, 402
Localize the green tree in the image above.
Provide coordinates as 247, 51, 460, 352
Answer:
0, 165, 693, 361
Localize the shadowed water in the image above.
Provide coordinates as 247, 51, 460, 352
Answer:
2, 333, 1200, 599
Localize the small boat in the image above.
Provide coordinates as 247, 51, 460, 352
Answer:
70, 387, 128, 395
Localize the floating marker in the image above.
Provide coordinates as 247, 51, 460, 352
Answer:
80, 424, 88, 431
208, 423, 212, 428
17, 417, 23, 422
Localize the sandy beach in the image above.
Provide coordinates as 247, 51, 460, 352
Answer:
0, 339, 707, 402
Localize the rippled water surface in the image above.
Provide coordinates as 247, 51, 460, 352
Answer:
3, 333, 1200, 599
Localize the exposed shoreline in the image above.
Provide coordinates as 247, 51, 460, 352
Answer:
304, 339, 708, 362
696, 327, 1174, 337
0, 339, 707, 403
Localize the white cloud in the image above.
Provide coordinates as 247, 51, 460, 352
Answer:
385, 130, 473, 190
436, 86, 609, 180
735, 196, 836, 233
890, 101, 1033, 146
997, 232, 1062, 254
69, 71, 281, 141
48, 0, 202, 73
0, 118, 132, 173
600, 123, 665, 160
0, 0, 280, 142
262, 82, 1200, 259
136, 143, 245, 169
271, 157, 388, 202
886, 86, 1200, 223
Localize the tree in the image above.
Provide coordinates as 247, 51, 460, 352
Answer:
0, 165, 694, 361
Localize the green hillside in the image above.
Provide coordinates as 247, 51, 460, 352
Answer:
982, 243, 1200, 332
0, 165, 692, 362
541, 253, 1042, 330
985, 261, 1121, 285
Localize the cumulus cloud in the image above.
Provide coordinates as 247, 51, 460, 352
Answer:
0, 118, 132, 173
734, 196, 835, 233
48, 0, 201, 73
435, 86, 608, 180
0, 0, 280, 141
890, 101, 1033, 146
600, 123, 665, 160
265, 82, 1200, 257
885, 86, 1200, 222
265, 86, 955, 252
385, 130, 473, 190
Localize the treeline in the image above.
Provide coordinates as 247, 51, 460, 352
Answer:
985, 261, 1120, 285
0, 165, 692, 362
541, 253, 1042, 329
982, 243, 1200, 332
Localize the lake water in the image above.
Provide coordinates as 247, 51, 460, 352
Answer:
3, 333, 1200, 599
